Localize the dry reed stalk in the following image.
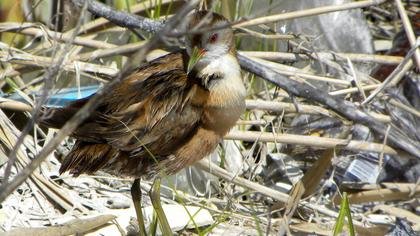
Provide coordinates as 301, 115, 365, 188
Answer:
0, 98, 33, 112
329, 84, 380, 96
242, 55, 351, 86
388, 97, 420, 118
0, 23, 115, 49
236, 27, 296, 40
373, 205, 420, 229
245, 100, 391, 122
235, 0, 386, 27
362, 51, 415, 105
241, 51, 403, 65
394, 0, 420, 69
338, 184, 420, 204
2, 215, 116, 236
76, 40, 147, 61
0, 51, 118, 77
225, 130, 397, 155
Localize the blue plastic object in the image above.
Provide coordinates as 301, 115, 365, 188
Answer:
46, 86, 99, 107
4, 85, 99, 108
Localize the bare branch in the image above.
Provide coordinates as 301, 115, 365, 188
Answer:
71, 0, 164, 33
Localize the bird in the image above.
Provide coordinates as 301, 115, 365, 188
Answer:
40, 10, 245, 235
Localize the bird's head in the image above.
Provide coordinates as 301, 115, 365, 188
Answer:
184, 10, 236, 75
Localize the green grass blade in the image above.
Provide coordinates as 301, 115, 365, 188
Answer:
187, 47, 203, 74
343, 192, 356, 236
333, 192, 348, 235
333, 192, 356, 236
149, 211, 158, 236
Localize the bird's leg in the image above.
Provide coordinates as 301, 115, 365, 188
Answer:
149, 177, 173, 236
131, 178, 147, 236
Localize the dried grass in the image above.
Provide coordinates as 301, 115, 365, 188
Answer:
0, 0, 419, 235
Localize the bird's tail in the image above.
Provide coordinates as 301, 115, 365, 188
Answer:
39, 96, 91, 129
60, 141, 117, 176
39, 107, 77, 129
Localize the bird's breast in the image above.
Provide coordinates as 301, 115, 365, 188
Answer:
192, 76, 246, 135
190, 53, 246, 134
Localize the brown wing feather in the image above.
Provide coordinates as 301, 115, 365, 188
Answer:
41, 51, 205, 176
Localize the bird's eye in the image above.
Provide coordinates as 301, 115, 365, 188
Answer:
209, 33, 218, 43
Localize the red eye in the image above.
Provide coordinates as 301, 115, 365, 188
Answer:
209, 33, 218, 43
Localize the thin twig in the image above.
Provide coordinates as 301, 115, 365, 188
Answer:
240, 51, 403, 65
236, 27, 296, 40
245, 99, 391, 122
2, 215, 116, 236
394, 0, 420, 69
75, 40, 147, 61
0, 23, 115, 49
234, 0, 386, 27
196, 159, 289, 203
225, 131, 397, 155
388, 97, 420, 118
0, 51, 118, 77
242, 55, 351, 86
362, 44, 417, 105
329, 84, 379, 96
0, 98, 33, 112
347, 58, 366, 99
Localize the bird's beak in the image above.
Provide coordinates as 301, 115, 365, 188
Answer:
187, 47, 206, 74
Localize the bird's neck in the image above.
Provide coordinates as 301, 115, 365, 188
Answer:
195, 53, 241, 84
195, 53, 246, 108
192, 53, 246, 135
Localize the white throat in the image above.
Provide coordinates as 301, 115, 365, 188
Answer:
197, 53, 246, 108
200, 52, 239, 74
